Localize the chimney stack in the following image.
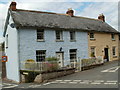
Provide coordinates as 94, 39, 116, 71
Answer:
98, 13, 105, 22
9, 1, 17, 11
66, 8, 74, 17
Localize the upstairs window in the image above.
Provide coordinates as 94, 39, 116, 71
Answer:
90, 33, 95, 39
37, 29, 44, 41
70, 31, 76, 41
119, 35, 120, 40
36, 50, 46, 62
56, 31, 63, 41
111, 34, 115, 40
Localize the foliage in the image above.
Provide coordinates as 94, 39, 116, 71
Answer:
90, 52, 95, 57
46, 56, 58, 61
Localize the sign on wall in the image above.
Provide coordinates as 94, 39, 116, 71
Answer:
2, 56, 8, 62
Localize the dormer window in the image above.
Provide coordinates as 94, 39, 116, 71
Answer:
111, 34, 115, 40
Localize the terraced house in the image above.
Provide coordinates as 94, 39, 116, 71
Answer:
3, 2, 120, 82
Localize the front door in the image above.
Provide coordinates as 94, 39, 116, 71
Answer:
56, 52, 64, 67
104, 48, 109, 62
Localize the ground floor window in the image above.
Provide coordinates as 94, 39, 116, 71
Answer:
36, 50, 46, 62
90, 46, 95, 57
112, 47, 116, 56
69, 49, 77, 62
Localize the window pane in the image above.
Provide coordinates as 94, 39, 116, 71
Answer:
70, 31, 75, 40
56, 31, 63, 40
69, 49, 77, 62
36, 50, 46, 62
90, 33, 94, 38
37, 29, 44, 40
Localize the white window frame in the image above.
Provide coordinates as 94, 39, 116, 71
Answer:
56, 31, 63, 41
90, 46, 96, 57
112, 46, 116, 57
111, 34, 115, 40
36, 50, 46, 62
37, 29, 44, 41
70, 31, 76, 41
90, 33, 95, 40
69, 49, 77, 62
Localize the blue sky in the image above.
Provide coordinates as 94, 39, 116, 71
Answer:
0, 0, 119, 43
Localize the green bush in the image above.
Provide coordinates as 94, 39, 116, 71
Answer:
46, 56, 58, 61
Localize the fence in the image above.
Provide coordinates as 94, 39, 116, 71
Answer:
20, 57, 104, 72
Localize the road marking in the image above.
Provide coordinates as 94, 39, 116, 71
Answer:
50, 81, 58, 83
59, 82, 67, 83
3, 84, 18, 88
93, 80, 104, 82
69, 82, 78, 84
104, 82, 117, 85
73, 80, 81, 82
43, 83, 51, 85
56, 80, 63, 82
79, 82, 89, 84
106, 81, 117, 83
64, 80, 72, 82
91, 82, 101, 85
101, 66, 120, 72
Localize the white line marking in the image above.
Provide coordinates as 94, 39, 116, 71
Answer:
59, 82, 67, 83
104, 83, 117, 85
64, 80, 72, 82
79, 82, 89, 84
73, 80, 81, 82
56, 80, 63, 82
91, 82, 101, 85
101, 66, 120, 72
3, 85, 18, 88
50, 81, 58, 83
93, 80, 104, 82
69, 82, 78, 84
106, 81, 117, 83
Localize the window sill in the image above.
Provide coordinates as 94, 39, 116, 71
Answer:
56, 40, 64, 42
37, 39, 45, 42
113, 56, 117, 58
112, 39, 116, 41
70, 40, 76, 42
90, 38, 96, 41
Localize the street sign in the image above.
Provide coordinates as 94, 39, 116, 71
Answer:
2, 56, 8, 62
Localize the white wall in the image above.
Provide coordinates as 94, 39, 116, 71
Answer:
5, 14, 20, 82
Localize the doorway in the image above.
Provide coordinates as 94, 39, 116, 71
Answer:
56, 52, 64, 67
104, 48, 109, 62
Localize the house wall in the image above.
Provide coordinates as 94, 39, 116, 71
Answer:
88, 32, 119, 61
18, 28, 89, 65
5, 15, 20, 82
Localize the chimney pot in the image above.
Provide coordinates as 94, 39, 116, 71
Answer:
66, 8, 74, 17
10, 2, 17, 11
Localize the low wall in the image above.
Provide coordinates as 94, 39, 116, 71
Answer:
20, 68, 75, 83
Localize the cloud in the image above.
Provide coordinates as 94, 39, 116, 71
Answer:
0, 1, 118, 43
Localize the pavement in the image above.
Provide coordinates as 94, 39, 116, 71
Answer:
1, 60, 120, 89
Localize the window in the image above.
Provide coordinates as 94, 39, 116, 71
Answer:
37, 29, 44, 41
90, 33, 95, 39
70, 31, 76, 41
111, 34, 115, 40
6, 34, 8, 48
36, 50, 46, 62
112, 47, 116, 56
56, 31, 63, 41
69, 49, 77, 62
90, 47, 95, 57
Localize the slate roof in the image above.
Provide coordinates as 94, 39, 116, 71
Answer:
10, 9, 119, 33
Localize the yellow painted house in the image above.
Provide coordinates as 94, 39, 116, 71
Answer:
88, 14, 120, 61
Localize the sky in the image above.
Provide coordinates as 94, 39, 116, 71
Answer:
0, 0, 119, 43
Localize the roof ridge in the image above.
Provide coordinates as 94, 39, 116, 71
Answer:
14, 9, 100, 21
